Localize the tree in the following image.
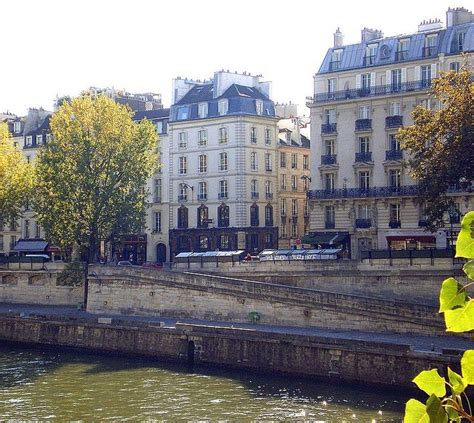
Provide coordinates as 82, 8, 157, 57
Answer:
33, 95, 157, 262
397, 66, 474, 230
0, 122, 33, 224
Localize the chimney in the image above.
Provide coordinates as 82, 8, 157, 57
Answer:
361, 27, 383, 42
418, 18, 443, 32
334, 28, 344, 48
446, 7, 474, 27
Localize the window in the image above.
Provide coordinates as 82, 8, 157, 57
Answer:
364, 44, 377, 65
281, 199, 287, 216
325, 139, 335, 156
359, 137, 370, 153
280, 174, 287, 190
218, 99, 228, 115
198, 182, 207, 200
328, 78, 336, 95
325, 109, 336, 124
421, 65, 431, 87
256, 100, 263, 115
9, 218, 17, 231
177, 106, 189, 120
389, 203, 401, 223
45, 133, 52, 143
265, 204, 273, 226
291, 223, 298, 238
302, 177, 309, 191
389, 134, 400, 151
391, 69, 402, 91
455, 32, 465, 52
292, 199, 298, 216
197, 205, 209, 228
250, 152, 257, 171
36, 135, 43, 145
178, 156, 187, 174
218, 203, 229, 227
330, 49, 342, 69
265, 180, 272, 196
450, 62, 460, 72
291, 175, 297, 191
24, 219, 30, 239
0, 235, 3, 251
0, 217, 3, 231
153, 179, 162, 203
389, 169, 401, 189
265, 232, 273, 247
251, 179, 258, 197
250, 204, 259, 226
219, 127, 228, 144
219, 180, 228, 199
178, 132, 187, 149
198, 103, 208, 118
280, 152, 287, 167
362, 73, 371, 91
291, 154, 297, 169
13, 121, 21, 133
156, 121, 164, 134
396, 39, 409, 60
25, 136, 32, 147
177, 205, 188, 229
198, 235, 209, 250
325, 205, 335, 228
198, 129, 207, 147
359, 105, 370, 120
389, 102, 401, 116
179, 183, 188, 202
281, 223, 287, 238
265, 153, 272, 171
303, 155, 309, 170
325, 173, 335, 191
359, 171, 370, 190
423, 34, 437, 57
264, 128, 272, 145
304, 200, 309, 216
250, 127, 257, 143
219, 234, 230, 250
10, 235, 16, 250
199, 154, 207, 173
153, 212, 161, 233
219, 152, 228, 171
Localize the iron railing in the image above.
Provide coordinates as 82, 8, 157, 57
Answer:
308, 185, 418, 200
385, 115, 403, 128
422, 46, 437, 57
321, 123, 337, 134
355, 119, 372, 131
355, 218, 372, 228
389, 220, 401, 228
197, 194, 207, 201
321, 154, 337, 165
355, 152, 372, 162
385, 149, 403, 161
395, 50, 408, 61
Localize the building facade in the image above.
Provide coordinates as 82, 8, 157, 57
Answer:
167, 71, 279, 257
307, 8, 473, 257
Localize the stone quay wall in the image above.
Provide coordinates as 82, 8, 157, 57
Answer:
0, 314, 462, 390
86, 266, 446, 336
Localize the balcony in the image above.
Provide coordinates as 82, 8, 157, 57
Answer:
389, 220, 401, 228
385, 149, 403, 161
385, 115, 403, 128
321, 123, 337, 134
355, 152, 372, 162
363, 55, 376, 66
177, 195, 188, 202
197, 194, 208, 201
321, 154, 337, 165
307, 185, 419, 200
325, 221, 335, 229
265, 219, 273, 227
355, 119, 372, 131
218, 193, 228, 200
418, 219, 428, 227
251, 192, 259, 200
395, 50, 408, 61
310, 80, 433, 104
265, 167, 273, 173
265, 193, 274, 200
422, 46, 437, 57
355, 218, 372, 228
329, 61, 341, 71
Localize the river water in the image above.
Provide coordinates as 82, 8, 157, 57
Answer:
0, 344, 406, 421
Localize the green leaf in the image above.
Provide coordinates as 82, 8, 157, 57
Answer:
444, 300, 474, 332
446, 406, 460, 422
447, 367, 466, 395
455, 211, 474, 258
404, 399, 429, 423
425, 394, 448, 423
461, 350, 474, 384
439, 277, 467, 312
413, 369, 447, 397
463, 260, 474, 280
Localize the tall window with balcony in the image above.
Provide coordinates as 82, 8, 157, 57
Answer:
357, 137, 371, 162
356, 105, 371, 131
265, 204, 273, 227
389, 169, 401, 191
291, 175, 297, 192
361, 73, 372, 95
218, 203, 229, 227
265, 153, 272, 172
250, 127, 257, 144
178, 156, 187, 175
250, 152, 257, 171
250, 204, 259, 227
177, 205, 188, 229
395, 38, 409, 61
198, 182, 207, 201
325, 205, 335, 229
251, 179, 258, 199
198, 154, 207, 173
280, 174, 287, 190
153, 211, 161, 233
303, 155, 309, 170
197, 204, 209, 228
280, 152, 286, 168
178, 132, 187, 149
391, 69, 402, 92
359, 171, 370, 191
421, 65, 432, 88
219, 127, 228, 144
387, 134, 402, 161
328, 78, 336, 98
356, 204, 371, 228
153, 179, 162, 203
281, 199, 287, 216
219, 152, 228, 171
218, 99, 228, 115
198, 129, 207, 147
265, 180, 273, 199
325, 173, 335, 191
291, 154, 297, 169
291, 222, 298, 238
389, 203, 401, 228
322, 139, 336, 165
387, 102, 403, 128
322, 109, 336, 134
219, 180, 228, 200
291, 199, 298, 216
264, 128, 272, 145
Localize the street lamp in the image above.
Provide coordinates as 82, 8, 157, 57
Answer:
300, 175, 312, 192
180, 183, 194, 202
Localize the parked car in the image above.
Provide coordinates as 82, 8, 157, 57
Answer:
117, 260, 133, 266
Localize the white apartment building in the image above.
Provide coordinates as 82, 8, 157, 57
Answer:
307, 7, 473, 258
168, 71, 279, 257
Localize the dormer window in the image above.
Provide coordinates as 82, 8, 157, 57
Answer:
330, 49, 342, 70
176, 106, 189, 120
25, 136, 32, 147
451, 32, 466, 53
13, 121, 21, 133
396, 39, 409, 61
364, 44, 377, 66
45, 133, 52, 143
198, 102, 208, 118
423, 34, 438, 57
218, 99, 228, 116
36, 135, 43, 145
256, 100, 263, 115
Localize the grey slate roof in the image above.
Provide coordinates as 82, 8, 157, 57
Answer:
133, 108, 170, 121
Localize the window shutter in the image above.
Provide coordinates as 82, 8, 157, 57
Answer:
385, 70, 391, 85
370, 72, 376, 87
401, 68, 407, 83
431, 63, 437, 78
356, 75, 361, 89
415, 66, 421, 81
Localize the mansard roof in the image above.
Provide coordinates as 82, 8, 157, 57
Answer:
133, 108, 170, 121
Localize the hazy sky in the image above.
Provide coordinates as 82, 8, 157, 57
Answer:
1, 0, 471, 116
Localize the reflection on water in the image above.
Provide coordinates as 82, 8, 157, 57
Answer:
0, 344, 405, 421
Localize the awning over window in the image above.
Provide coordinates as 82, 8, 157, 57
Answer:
386, 236, 436, 242
12, 239, 49, 252
301, 232, 349, 246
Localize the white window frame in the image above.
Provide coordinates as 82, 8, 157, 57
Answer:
198, 102, 208, 119
264, 128, 272, 145
219, 127, 228, 144
178, 132, 187, 149
218, 99, 228, 116
198, 129, 207, 147
256, 100, 263, 115
219, 152, 228, 171
178, 156, 187, 175
153, 211, 162, 233
199, 154, 207, 173
250, 152, 257, 171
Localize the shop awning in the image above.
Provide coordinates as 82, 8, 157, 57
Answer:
386, 236, 436, 242
301, 232, 349, 246
12, 239, 49, 252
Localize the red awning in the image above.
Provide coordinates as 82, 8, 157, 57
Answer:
386, 236, 436, 242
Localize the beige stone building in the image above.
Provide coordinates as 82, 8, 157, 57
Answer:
307, 8, 473, 258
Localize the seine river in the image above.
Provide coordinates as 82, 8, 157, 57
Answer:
0, 344, 406, 421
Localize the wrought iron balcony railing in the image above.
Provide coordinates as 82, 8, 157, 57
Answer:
308, 185, 418, 200
395, 50, 408, 61
389, 220, 401, 228
321, 154, 337, 165
329, 61, 341, 71
385, 149, 403, 161
418, 219, 428, 227
355, 218, 372, 228
385, 115, 403, 128
251, 192, 259, 199
265, 193, 274, 200
197, 194, 208, 201
355, 152, 372, 162
265, 219, 274, 227
363, 55, 376, 66
310, 80, 433, 104
177, 195, 188, 202
321, 123, 337, 134
355, 119, 372, 131
422, 46, 437, 57
325, 221, 335, 229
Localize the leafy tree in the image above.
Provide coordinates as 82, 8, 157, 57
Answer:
404, 211, 474, 423
397, 66, 473, 230
34, 95, 157, 262
0, 122, 33, 223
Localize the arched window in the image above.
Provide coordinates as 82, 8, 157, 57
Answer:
218, 203, 229, 227
250, 203, 259, 227
197, 204, 209, 228
265, 204, 273, 227
177, 205, 188, 229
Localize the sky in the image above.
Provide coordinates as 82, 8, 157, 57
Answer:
1, 0, 471, 116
